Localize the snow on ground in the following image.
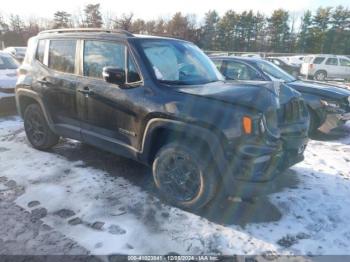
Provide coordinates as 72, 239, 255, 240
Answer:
0, 116, 350, 256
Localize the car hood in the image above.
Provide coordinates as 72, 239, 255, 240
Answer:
176, 81, 279, 112
288, 80, 350, 100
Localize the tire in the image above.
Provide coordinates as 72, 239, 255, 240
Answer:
24, 103, 59, 150
314, 70, 327, 81
152, 142, 219, 210
307, 107, 320, 136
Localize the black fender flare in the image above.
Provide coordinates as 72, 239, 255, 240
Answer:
16, 88, 56, 131
139, 118, 227, 175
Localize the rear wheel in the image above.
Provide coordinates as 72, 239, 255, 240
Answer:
314, 70, 327, 81
152, 142, 218, 210
24, 104, 59, 150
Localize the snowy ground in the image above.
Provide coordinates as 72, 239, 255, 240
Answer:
0, 116, 350, 257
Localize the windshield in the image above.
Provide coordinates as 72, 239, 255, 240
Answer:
0, 55, 19, 70
256, 60, 296, 83
139, 39, 224, 85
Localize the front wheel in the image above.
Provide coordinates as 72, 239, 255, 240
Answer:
24, 104, 59, 150
152, 142, 218, 210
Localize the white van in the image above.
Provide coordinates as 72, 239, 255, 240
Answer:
300, 55, 350, 81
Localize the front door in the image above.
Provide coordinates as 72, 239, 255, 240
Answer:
77, 39, 143, 154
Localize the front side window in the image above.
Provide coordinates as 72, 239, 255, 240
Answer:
256, 60, 295, 82
127, 53, 141, 83
325, 58, 338, 66
313, 57, 326, 64
139, 40, 223, 85
83, 40, 125, 79
48, 40, 76, 73
36, 40, 46, 63
340, 59, 350, 67
223, 61, 262, 81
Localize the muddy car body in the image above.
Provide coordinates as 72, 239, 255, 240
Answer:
16, 29, 308, 209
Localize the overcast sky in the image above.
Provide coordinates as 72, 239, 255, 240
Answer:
1, 0, 349, 22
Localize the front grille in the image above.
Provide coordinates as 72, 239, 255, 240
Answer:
0, 87, 15, 94
278, 98, 306, 124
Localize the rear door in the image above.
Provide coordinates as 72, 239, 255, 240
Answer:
37, 38, 83, 140
324, 57, 340, 78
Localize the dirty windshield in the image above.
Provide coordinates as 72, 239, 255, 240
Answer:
140, 40, 224, 85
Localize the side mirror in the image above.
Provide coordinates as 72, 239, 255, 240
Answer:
102, 67, 126, 86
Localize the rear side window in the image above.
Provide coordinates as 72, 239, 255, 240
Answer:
0, 55, 18, 70
83, 40, 125, 79
36, 40, 46, 63
313, 57, 325, 64
325, 58, 338, 66
48, 40, 76, 74
223, 61, 261, 81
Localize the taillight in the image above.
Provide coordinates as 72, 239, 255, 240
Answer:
309, 64, 314, 70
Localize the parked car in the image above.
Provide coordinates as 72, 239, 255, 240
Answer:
17, 28, 308, 210
241, 53, 262, 58
211, 56, 350, 135
3, 46, 27, 62
300, 55, 350, 81
285, 55, 305, 66
266, 57, 300, 77
0, 51, 18, 114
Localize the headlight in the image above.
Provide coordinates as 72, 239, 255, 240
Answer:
320, 99, 340, 108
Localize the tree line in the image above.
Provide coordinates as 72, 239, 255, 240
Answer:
0, 3, 349, 54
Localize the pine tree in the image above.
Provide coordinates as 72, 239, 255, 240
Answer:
83, 4, 103, 28
53, 11, 72, 29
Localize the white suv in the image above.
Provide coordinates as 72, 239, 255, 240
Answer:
300, 55, 350, 81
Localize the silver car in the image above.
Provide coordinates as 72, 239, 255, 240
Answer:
0, 51, 18, 114
300, 55, 350, 81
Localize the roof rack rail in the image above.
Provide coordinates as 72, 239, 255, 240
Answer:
39, 28, 134, 37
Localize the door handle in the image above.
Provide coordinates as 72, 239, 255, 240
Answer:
37, 78, 52, 85
78, 87, 94, 96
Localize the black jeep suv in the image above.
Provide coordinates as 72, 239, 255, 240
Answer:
16, 29, 308, 210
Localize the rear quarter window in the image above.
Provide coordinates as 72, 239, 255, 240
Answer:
313, 57, 326, 64
36, 40, 46, 63
48, 40, 77, 74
